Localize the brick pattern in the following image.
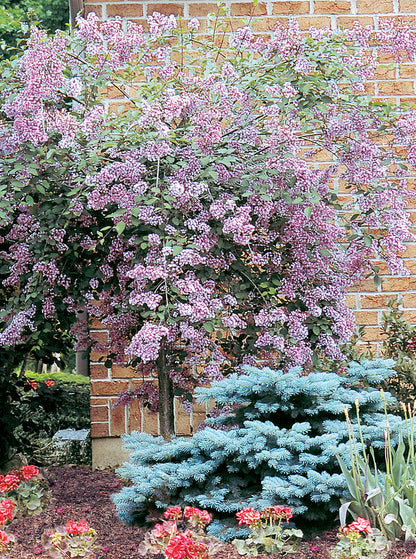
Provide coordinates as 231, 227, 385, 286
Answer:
84, 0, 416, 442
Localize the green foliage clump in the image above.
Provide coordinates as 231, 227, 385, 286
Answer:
24, 370, 90, 385
113, 360, 403, 540
381, 298, 416, 405
9, 376, 90, 465
0, 0, 68, 58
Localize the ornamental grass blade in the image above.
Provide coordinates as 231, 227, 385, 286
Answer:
339, 501, 352, 527
336, 454, 363, 502
391, 436, 406, 488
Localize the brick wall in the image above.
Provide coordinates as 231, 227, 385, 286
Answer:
83, 0, 416, 466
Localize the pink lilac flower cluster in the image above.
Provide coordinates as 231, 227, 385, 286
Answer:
1, 13, 416, 411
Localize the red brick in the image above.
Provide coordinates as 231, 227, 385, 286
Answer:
349, 278, 379, 292
90, 330, 108, 345
315, 1, 351, 14
252, 17, 287, 31
143, 408, 159, 436
192, 412, 206, 432
353, 310, 379, 326
336, 15, 374, 27
399, 0, 416, 11
107, 4, 143, 17
90, 319, 106, 329
403, 310, 416, 323
296, 15, 332, 29
128, 399, 142, 432
110, 399, 127, 436
356, 0, 393, 12
90, 405, 109, 422
91, 380, 129, 396
360, 294, 391, 308
402, 293, 416, 307
272, 2, 310, 15
111, 364, 136, 379
399, 64, 416, 79
403, 244, 416, 257
90, 364, 109, 380
382, 277, 416, 291
346, 294, 358, 309
374, 66, 396, 80
361, 327, 386, 342
231, 2, 268, 16
91, 423, 109, 438
188, 3, 218, 16
85, 5, 102, 17
175, 407, 191, 436
378, 81, 414, 95
147, 3, 184, 16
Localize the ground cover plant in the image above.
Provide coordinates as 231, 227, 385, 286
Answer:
1, 9, 416, 444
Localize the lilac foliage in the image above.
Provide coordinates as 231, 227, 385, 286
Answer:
0, 13, 415, 408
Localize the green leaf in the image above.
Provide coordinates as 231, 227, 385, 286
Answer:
115, 221, 126, 235
172, 246, 183, 256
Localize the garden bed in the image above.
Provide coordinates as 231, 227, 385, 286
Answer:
5, 466, 416, 559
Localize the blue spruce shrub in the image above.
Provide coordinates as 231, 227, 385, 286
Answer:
113, 359, 404, 539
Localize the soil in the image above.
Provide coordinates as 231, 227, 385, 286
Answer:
4, 466, 416, 559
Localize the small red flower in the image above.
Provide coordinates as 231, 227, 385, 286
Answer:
27, 380, 38, 390
45, 380, 55, 387
164, 533, 188, 559
66, 520, 90, 535
342, 517, 373, 535
164, 532, 208, 559
236, 507, 261, 526
0, 530, 10, 551
163, 506, 182, 520
20, 465, 40, 480
0, 500, 15, 524
184, 506, 212, 526
152, 521, 176, 539
0, 474, 20, 493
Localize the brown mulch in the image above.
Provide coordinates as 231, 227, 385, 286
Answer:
4, 466, 416, 559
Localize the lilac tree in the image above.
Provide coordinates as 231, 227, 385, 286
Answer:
1, 13, 415, 438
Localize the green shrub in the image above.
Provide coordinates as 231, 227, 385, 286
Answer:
10, 376, 90, 465
24, 370, 90, 385
113, 360, 404, 540
380, 299, 416, 405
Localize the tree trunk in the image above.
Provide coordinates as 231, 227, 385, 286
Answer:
69, 0, 84, 28
157, 344, 175, 440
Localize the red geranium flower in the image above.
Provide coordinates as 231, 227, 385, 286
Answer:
0, 474, 20, 493
184, 506, 212, 526
342, 517, 373, 535
0, 500, 15, 524
164, 533, 188, 559
45, 380, 55, 387
236, 507, 261, 526
0, 530, 10, 551
66, 520, 90, 535
27, 380, 38, 390
20, 465, 40, 480
163, 506, 182, 520
152, 521, 176, 539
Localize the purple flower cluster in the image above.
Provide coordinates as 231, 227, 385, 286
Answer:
1, 12, 415, 406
